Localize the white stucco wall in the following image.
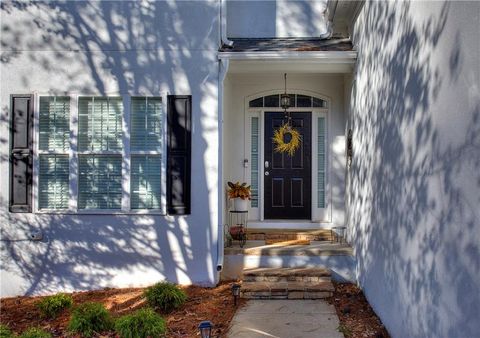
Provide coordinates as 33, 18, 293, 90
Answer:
223, 73, 347, 227
0, 1, 221, 296
226, 0, 330, 38
350, 1, 480, 337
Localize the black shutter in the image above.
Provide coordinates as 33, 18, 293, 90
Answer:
9, 95, 33, 212
167, 95, 192, 215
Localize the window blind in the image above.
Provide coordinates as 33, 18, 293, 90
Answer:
39, 154, 69, 209
39, 96, 70, 152
317, 117, 326, 208
78, 155, 122, 209
251, 117, 259, 207
131, 155, 161, 209
131, 97, 162, 151
78, 97, 123, 151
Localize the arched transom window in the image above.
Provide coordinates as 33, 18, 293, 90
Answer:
249, 94, 327, 108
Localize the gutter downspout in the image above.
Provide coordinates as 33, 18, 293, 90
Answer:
216, 58, 229, 275
320, 0, 336, 39
220, 0, 234, 47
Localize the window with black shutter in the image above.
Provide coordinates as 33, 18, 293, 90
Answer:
9, 95, 33, 212
167, 95, 192, 215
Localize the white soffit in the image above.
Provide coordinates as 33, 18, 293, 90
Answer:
227, 59, 355, 74
218, 50, 356, 62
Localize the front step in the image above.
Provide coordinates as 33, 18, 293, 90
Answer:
247, 228, 334, 242
240, 267, 334, 300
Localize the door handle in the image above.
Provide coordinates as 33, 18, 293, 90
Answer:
265, 161, 269, 168
265, 171, 269, 176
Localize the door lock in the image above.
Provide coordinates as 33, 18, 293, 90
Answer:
265, 171, 269, 176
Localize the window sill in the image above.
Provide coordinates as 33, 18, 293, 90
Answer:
35, 209, 167, 216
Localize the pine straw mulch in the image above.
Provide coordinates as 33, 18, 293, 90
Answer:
329, 282, 390, 338
1, 281, 389, 338
0, 281, 246, 337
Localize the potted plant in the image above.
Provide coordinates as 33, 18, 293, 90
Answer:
227, 181, 251, 211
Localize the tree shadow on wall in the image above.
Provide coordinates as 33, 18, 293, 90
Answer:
348, 2, 480, 337
0, 0, 219, 295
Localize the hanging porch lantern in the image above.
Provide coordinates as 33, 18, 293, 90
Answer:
280, 73, 292, 123
273, 73, 301, 156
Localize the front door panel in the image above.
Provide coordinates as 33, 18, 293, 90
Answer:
264, 112, 311, 219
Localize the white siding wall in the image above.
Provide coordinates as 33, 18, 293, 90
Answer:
223, 73, 346, 227
226, 0, 330, 38
350, 1, 480, 337
0, 0, 221, 296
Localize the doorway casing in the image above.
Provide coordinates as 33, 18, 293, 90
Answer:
244, 89, 331, 225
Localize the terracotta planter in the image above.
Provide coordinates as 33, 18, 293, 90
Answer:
233, 198, 248, 212
229, 225, 245, 240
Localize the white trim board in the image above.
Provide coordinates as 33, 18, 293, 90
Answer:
218, 51, 357, 62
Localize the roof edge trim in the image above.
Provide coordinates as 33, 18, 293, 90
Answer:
217, 51, 357, 62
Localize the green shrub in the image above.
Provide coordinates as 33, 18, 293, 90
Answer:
0, 324, 14, 338
68, 302, 112, 337
36, 293, 73, 318
19, 327, 52, 338
144, 282, 187, 312
115, 308, 167, 338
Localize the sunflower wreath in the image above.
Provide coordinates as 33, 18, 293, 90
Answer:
273, 123, 301, 156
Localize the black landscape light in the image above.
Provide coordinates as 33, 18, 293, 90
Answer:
198, 320, 213, 338
232, 283, 241, 306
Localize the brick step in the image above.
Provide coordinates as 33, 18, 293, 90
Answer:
243, 267, 331, 282
246, 229, 334, 242
240, 280, 334, 300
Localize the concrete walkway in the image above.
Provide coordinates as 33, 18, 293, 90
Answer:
227, 300, 344, 338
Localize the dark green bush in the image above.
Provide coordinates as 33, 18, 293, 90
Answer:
19, 327, 52, 338
36, 293, 73, 318
144, 282, 187, 313
0, 324, 14, 338
68, 302, 112, 337
115, 308, 167, 338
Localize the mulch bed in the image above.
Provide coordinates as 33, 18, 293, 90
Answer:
1, 281, 389, 337
0, 281, 245, 337
329, 282, 390, 338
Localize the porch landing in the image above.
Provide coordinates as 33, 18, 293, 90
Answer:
224, 240, 353, 256
222, 233, 356, 282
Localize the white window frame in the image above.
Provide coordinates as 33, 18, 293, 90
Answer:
243, 90, 331, 223
128, 96, 165, 213
33, 94, 72, 212
32, 92, 168, 215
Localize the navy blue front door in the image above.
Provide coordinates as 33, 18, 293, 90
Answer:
264, 112, 312, 220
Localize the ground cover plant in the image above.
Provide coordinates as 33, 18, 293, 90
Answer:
0, 324, 13, 338
36, 294, 73, 318
144, 282, 187, 313
115, 308, 166, 338
68, 302, 112, 337
18, 327, 52, 338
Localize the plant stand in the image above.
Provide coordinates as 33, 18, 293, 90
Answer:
226, 210, 248, 248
